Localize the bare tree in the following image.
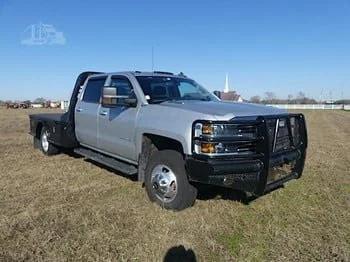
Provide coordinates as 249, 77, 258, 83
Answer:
264, 92, 276, 103
296, 92, 305, 100
250, 95, 261, 103
248, 91, 318, 104
34, 97, 46, 104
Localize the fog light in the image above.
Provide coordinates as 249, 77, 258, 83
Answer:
201, 142, 215, 154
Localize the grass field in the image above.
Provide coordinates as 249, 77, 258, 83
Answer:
0, 108, 349, 261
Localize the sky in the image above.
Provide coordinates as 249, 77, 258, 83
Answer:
0, 0, 349, 101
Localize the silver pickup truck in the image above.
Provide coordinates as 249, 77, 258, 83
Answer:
29, 71, 307, 210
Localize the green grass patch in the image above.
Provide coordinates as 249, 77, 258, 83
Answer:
219, 232, 243, 256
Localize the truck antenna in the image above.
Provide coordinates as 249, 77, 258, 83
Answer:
151, 46, 154, 71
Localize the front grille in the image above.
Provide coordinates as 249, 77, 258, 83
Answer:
221, 141, 257, 156
193, 115, 305, 158
223, 124, 259, 157
234, 125, 257, 139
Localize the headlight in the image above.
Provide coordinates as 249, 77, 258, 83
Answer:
193, 122, 258, 156
194, 123, 256, 138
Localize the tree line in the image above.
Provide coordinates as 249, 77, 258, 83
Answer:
249, 92, 349, 104
0, 97, 48, 106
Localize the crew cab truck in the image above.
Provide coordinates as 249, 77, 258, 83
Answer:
29, 71, 307, 210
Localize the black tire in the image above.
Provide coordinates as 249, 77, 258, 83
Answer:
145, 149, 197, 210
40, 126, 59, 156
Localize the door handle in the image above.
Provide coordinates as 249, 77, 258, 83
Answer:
99, 111, 108, 116
76, 108, 83, 112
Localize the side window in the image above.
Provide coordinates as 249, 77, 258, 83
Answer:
82, 78, 106, 103
110, 77, 135, 104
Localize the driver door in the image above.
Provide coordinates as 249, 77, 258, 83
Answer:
97, 76, 139, 162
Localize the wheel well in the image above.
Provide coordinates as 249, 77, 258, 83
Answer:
138, 134, 184, 182
144, 134, 184, 153
36, 123, 43, 139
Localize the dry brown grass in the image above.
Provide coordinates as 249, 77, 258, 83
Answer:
0, 108, 349, 261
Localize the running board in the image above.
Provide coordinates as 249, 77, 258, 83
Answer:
74, 147, 137, 175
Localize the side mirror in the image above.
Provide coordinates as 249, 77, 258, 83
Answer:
213, 91, 221, 98
124, 97, 137, 107
102, 86, 137, 107
102, 86, 118, 107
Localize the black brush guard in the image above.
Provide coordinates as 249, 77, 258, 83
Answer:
186, 113, 308, 195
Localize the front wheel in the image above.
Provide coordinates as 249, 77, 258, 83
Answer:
40, 126, 59, 156
145, 150, 197, 210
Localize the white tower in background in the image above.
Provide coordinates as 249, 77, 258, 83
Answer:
224, 73, 230, 93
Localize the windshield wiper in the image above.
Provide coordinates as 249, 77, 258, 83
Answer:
150, 96, 211, 104
149, 98, 173, 104
199, 96, 212, 101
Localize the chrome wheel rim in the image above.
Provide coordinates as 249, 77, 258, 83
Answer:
41, 131, 49, 152
151, 164, 177, 203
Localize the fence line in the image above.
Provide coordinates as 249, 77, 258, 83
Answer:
267, 104, 350, 110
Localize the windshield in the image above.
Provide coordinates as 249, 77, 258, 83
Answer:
136, 76, 219, 104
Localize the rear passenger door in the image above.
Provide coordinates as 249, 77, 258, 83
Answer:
75, 76, 107, 148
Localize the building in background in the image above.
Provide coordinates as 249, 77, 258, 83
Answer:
50, 101, 61, 108
61, 100, 69, 110
31, 103, 43, 108
214, 74, 244, 102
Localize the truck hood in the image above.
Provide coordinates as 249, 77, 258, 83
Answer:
159, 100, 286, 120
